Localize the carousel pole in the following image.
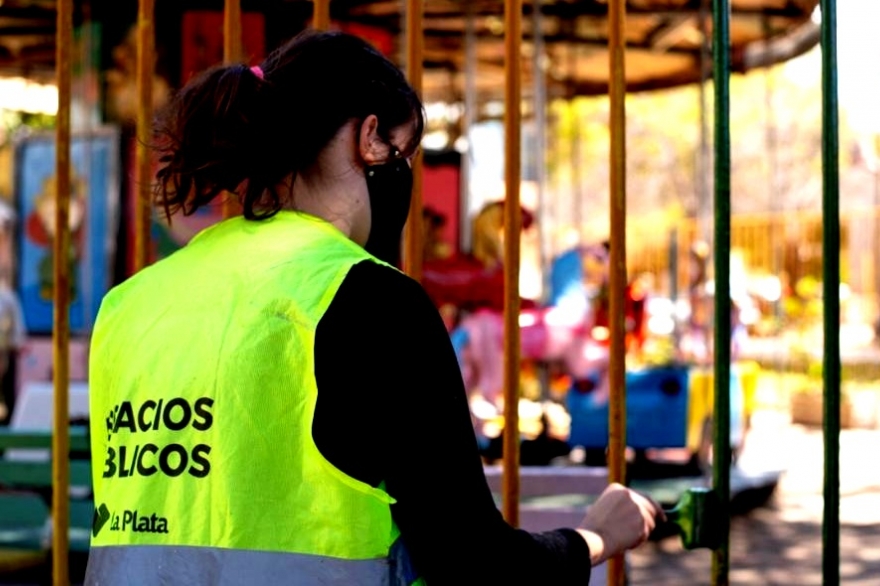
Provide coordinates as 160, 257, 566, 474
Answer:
532, 0, 553, 400
711, 0, 732, 584
52, 0, 73, 582
607, 0, 628, 583
313, 0, 330, 30
403, 0, 424, 280
502, 0, 523, 528
223, 0, 242, 62
820, 0, 841, 583
697, 0, 712, 248
533, 0, 549, 302
569, 43, 583, 238
222, 0, 242, 219
134, 0, 155, 273
460, 2, 477, 254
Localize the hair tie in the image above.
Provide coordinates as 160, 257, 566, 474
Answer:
250, 65, 264, 80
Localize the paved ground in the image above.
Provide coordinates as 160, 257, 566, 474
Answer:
627, 412, 880, 585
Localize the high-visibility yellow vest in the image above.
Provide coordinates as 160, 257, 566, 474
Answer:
87, 212, 424, 585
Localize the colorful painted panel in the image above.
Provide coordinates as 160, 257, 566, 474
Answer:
15, 129, 120, 334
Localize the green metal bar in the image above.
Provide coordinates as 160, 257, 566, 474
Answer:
820, 1, 840, 584
711, 0, 731, 585
0, 460, 93, 489
0, 427, 89, 451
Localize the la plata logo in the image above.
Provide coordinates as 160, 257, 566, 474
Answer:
92, 503, 111, 537
92, 503, 170, 536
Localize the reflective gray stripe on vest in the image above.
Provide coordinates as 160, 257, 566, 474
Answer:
85, 540, 419, 586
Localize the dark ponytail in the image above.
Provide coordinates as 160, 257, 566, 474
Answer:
154, 30, 425, 221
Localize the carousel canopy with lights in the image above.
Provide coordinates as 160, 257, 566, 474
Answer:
0, 0, 820, 106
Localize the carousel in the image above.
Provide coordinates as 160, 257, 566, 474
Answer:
0, 1, 844, 585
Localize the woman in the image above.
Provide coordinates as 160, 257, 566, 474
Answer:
86, 30, 660, 585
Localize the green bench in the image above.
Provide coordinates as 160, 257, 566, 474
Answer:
0, 426, 94, 558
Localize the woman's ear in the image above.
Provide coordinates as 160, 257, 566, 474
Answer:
358, 114, 389, 165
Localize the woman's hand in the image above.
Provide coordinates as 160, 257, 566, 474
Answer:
577, 483, 665, 566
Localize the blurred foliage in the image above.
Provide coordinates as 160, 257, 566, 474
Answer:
546, 48, 859, 247
0, 110, 56, 147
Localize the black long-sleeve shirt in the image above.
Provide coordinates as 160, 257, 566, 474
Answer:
312, 261, 591, 584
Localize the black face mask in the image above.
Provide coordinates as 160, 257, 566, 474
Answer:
363, 157, 414, 266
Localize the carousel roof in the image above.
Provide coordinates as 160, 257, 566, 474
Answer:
370, 0, 823, 103
0, 0, 820, 104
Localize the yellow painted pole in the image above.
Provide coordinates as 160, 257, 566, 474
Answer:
502, 0, 522, 528
313, 0, 330, 31
224, 0, 242, 63
607, 0, 627, 584
134, 0, 155, 273
403, 0, 423, 280
223, 0, 243, 219
52, 0, 73, 582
